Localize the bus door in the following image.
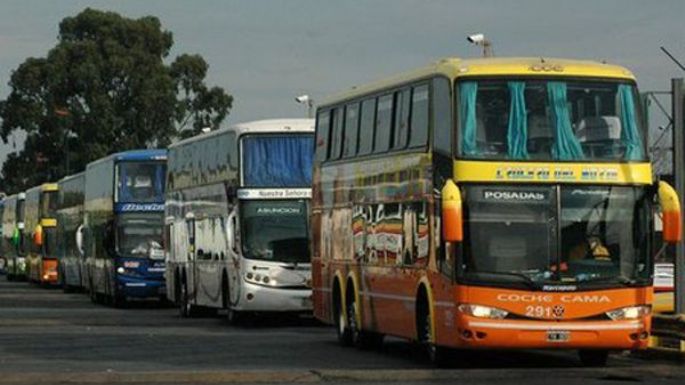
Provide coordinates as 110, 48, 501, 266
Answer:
194, 217, 222, 307
226, 207, 241, 308
185, 214, 198, 305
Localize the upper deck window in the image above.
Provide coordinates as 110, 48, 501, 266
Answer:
117, 161, 166, 203
458, 79, 645, 162
242, 134, 314, 187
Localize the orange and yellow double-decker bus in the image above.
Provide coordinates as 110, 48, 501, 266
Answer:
311, 57, 681, 367
25, 183, 59, 285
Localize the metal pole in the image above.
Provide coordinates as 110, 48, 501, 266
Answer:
672, 78, 685, 314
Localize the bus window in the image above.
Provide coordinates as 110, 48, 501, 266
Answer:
315, 110, 331, 162
330, 107, 344, 160
358, 98, 377, 156
409, 84, 429, 148
393, 89, 411, 150
343, 103, 360, 158
433, 77, 452, 156
374, 94, 394, 154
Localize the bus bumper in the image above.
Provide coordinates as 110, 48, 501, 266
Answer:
236, 281, 312, 312
451, 317, 650, 350
116, 275, 166, 299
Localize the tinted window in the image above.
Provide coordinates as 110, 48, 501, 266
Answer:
117, 162, 166, 203
343, 103, 360, 158
409, 85, 429, 148
393, 89, 411, 150
358, 98, 376, 155
433, 77, 452, 155
315, 110, 331, 162
329, 107, 344, 160
374, 94, 393, 153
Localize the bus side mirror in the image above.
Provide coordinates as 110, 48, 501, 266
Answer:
227, 211, 238, 253
441, 179, 463, 243
33, 224, 44, 247
658, 181, 681, 244
75, 225, 85, 256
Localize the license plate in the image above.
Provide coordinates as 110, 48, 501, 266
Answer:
547, 330, 570, 342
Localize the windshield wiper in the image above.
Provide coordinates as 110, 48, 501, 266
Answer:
468, 271, 541, 289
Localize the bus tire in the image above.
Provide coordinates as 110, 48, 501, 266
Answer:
179, 278, 198, 318
578, 349, 609, 367
416, 288, 451, 368
333, 281, 352, 346
112, 287, 126, 308
89, 279, 98, 304
227, 308, 244, 325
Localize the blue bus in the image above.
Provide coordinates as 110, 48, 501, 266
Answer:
84, 150, 167, 306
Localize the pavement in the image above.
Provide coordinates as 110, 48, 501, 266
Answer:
0, 279, 683, 384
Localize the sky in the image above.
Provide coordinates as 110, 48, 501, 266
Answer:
0, 0, 684, 168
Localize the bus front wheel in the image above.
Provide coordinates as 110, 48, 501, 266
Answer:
179, 280, 198, 318
417, 294, 451, 367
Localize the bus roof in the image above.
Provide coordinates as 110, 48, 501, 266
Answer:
58, 171, 85, 185
169, 119, 315, 150
86, 149, 167, 169
320, 57, 636, 107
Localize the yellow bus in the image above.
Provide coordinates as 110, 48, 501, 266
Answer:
25, 183, 60, 285
311, 57, 681, 367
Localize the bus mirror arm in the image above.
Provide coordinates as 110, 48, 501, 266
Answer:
657, 181, 682, 244
441, 179, 463, 243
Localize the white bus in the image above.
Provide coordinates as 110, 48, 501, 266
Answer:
165, 119, 315, 321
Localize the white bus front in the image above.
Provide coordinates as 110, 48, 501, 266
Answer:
232, 197, 312, 314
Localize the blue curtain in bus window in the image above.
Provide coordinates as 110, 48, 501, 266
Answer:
618, 84, 644, 160
243, 136, 314, 187
507, 82, 528, 159
460, 82, 479, 156
547, 82, 584, 160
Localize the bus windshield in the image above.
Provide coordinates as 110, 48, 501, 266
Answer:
116, 213, 164, 259
241, 134, 314, 187
461, 185, 651, 289
240, 199, 309, 263
117, 161, 166, 203
457, 79, 646, 161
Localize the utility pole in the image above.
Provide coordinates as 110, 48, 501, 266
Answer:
673, 78, 685, 314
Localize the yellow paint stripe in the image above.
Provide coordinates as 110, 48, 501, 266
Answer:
454, 160, 652, 185
41, 183, 58, 192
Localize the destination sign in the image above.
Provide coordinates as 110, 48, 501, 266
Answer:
237, 188, 312, 200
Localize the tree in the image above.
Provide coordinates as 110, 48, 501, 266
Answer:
0, 8, 232, 194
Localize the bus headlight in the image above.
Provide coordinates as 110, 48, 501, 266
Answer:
244, 272, 277, 287
605, 305, 651, 320
117, 267, 125, 274
458, 304, 508, 319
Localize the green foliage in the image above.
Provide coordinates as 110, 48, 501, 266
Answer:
0, 8, 232, 194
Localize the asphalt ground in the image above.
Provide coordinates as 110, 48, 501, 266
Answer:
0, 278, 683, 384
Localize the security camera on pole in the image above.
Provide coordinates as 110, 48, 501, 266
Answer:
295, 94, 314, 119
467, 33, 493, 57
